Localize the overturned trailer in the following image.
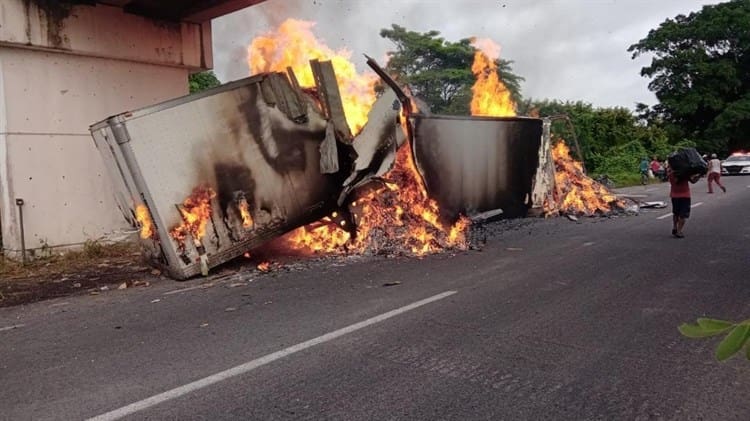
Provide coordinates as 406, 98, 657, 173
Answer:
91, 57, 553, 279
90, 60, 403, 279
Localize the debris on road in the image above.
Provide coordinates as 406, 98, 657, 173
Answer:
382, 281, 401, 287
640, 201, 667, 209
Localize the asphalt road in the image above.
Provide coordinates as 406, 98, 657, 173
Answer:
2, 176, 750, 420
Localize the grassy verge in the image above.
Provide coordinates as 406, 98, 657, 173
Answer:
0, 240, 140, 280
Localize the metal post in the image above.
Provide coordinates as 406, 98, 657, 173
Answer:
15, 198, 26, 265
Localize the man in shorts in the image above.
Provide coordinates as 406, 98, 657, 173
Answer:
669, 169, 700, 238
706, 153, 726, 193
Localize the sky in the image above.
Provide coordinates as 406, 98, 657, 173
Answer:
211, 0, 724, 110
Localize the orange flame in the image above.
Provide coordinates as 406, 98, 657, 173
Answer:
550, 141, 619, 215
252, 19, 469, 256
135, 204, 156, 240
238, 200, 254, 229
248, 18, 378, 134
284, 218, 352, 253
170, 186, 217, 251
282, 141, 470, 256
470, 38, 516, 117
257, 261, 271, 272
352, 141, 469, 255
466, 38, 617, 216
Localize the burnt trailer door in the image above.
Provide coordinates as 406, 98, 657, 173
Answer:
411, 115, 543, 220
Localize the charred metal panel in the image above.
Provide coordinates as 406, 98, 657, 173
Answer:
411, 115, 543, 220
339, 89, 405, 205
311, 59, 354, 143
90, 69, 354, 279
529, 118, 556, 215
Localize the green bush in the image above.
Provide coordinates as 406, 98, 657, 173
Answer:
586, 138, 701, 187
589, 140, 648, 178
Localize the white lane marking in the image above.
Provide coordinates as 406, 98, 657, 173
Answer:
0, 324, 25, 332
583, 242, 595, 247
87, 290, 458, 421
163, 285, 207, 295
656, 201, 704, 220
645, 188, 657, 192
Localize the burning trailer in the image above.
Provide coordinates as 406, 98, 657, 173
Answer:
90, 59, 407, 279
90, 51, 617, 279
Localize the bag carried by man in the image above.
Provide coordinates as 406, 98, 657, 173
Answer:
668, 147, 707, 180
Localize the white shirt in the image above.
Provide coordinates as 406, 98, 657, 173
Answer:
708, 158, 722, 174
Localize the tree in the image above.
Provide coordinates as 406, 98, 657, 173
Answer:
379, 24, 524, 115
518, 99, 670, 169
628, 0, 750, 154
189, 71, 221, 93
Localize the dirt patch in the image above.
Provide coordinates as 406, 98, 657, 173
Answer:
0, 242, 159, 308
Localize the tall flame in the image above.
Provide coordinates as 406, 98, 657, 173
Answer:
467, 38, 619, 216
251, 19, 469, 256
135, 204, 156, 240
551, 141, 619, 215
470, 38, 516, 117
248, 18, 378, 134
169, 186, 217, 251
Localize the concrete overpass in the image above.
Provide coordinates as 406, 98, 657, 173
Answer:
0, 0, 266, 257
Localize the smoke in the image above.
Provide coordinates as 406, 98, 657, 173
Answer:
211, 0, 723, 108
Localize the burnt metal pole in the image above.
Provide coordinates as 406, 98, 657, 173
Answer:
15, 198, 26, 265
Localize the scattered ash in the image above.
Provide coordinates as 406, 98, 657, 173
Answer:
468, 217, 547, 249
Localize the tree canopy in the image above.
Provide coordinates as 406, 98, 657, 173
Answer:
379, 24, 524, 115
189, 71, 221, 93
628, 0, 750, 154
518, 99, 681, 183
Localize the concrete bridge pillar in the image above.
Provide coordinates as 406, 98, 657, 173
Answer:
0, 1, 213, 256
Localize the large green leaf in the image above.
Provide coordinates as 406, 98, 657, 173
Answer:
716, 324, 750, 361
697, 318, 734, 331
679, 322, 733, 338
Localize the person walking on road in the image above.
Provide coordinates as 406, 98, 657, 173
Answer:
706, 153, 726, 194
669, 168, 700, 238
639, 157, 650, 185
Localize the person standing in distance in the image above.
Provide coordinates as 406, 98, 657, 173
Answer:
669, 168, 700, 238
706, 153, 726, 194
